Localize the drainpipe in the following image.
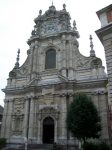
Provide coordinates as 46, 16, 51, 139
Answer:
66, 81, 70, 150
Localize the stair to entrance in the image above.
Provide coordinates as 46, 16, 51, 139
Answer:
5, 144, 53, 150
28, 144, 53, 149
5, 144, 79, 150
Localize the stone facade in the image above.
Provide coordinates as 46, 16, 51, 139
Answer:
1, 4, 110, 145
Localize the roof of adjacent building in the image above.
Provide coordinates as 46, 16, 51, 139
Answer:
96, 4, 112, 18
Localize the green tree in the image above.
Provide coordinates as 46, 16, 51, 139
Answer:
66, 93, 101, 144
0, 138, 6, 149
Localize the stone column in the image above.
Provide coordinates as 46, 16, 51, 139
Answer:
61, 95, 67, 143
38, 47, 41, 73
5, 99, 13, 138
39, 48, 44, 72
37, 119, 41, 144
28, 44, 34, 75
69, 41, 74, 79
69, 40, 73, 68
36, 44, 40, 72
63, 41, 66, 68
23, 98, 29, 138
42, 53, 45, 71
62, 40, 66, 77
54, 119, 58, 143
61, 35, 66, 77
33, 98, 38, 140
28, 97, 34, 139
33, 43, 39, 74
57, 50, 61, 70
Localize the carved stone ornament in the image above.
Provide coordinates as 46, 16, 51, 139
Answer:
91, 58, 102, 69
13, 98, 25, 115
9, 69, 16, 78
75, 55, 90, 69
38, 106, 60, 120
32, 4, 79, 38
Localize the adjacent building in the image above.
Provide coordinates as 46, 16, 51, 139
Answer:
96, 4, 112, 144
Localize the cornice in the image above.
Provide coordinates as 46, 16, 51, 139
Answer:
27, 31, 78, 45
2, 77, 108, 95
95, 23, 112, 43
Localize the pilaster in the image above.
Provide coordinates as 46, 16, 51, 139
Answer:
28, 44, 34, 75
1, 99, 8, 137
60, 95, 67, 143
5, 99, 13, 138
32, 45, 38, 73
54, 119, 58, 143
69, 40, 73, 68
62, 35, 66, 74
23, 98, 30, 138
37, 117, 41, 144
28, 97, 35, 138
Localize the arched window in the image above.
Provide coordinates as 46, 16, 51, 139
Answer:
45, 49, 56, 69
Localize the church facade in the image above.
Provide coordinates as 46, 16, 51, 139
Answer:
1, 4, 111, 144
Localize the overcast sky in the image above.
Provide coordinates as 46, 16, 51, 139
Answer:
0, 0, 112, 106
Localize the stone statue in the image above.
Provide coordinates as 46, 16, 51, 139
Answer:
63, 4, 66, 11
73, 20, 77, 30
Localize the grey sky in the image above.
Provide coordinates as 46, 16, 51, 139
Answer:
0, 0, 112, 106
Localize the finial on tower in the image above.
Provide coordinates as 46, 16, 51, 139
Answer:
89, 35, 95, 57
52, 0, 53, 6
90, 35, 96, 57
73, 20, 77, 30
14, 49, 20, 69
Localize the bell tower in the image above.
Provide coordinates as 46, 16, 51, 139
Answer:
27, 3, 79, 80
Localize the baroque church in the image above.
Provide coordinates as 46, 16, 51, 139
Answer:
1, 3, 111, 145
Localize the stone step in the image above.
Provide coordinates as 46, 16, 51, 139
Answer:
5, 144, 78, 150
6, 144, 53, 150
28, 144, 53, 149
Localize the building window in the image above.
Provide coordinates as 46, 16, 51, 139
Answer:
45, 49, 56, 69
107, 10, 112, 23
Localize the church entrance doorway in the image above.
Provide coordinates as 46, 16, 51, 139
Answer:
42, 117, 54, 144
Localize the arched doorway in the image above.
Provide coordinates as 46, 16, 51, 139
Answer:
43, 117, 54, 144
